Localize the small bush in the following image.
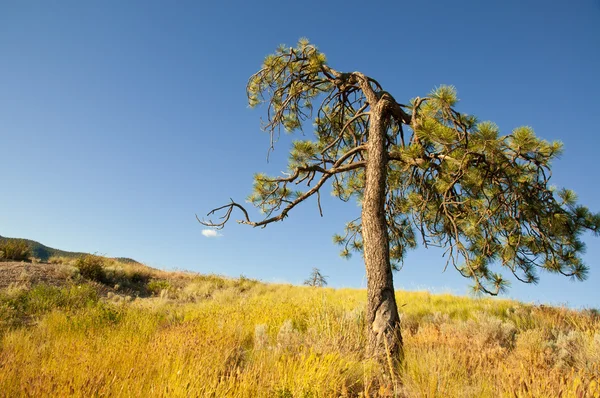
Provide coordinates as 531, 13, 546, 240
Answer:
440, 312, 517, 350
181, 275, 231, 301
0, 240, 31, 261
277, 319, 300, 350
514, 328, 553, 365
147, 280, 172, 296
193, 274, 226, 288
400, 313, 420, 335
74, 255, 105, 282
553, 330, 584, 369
48, 256, 75, 265
126, 270, 150, 284
103, 264, 152, 292
472, 313, 517, 349
254, 324, 269, 349
235, 275, 259, 293
56, 264, 80, 280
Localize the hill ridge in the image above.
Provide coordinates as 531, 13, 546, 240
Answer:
0, 234, 139, 264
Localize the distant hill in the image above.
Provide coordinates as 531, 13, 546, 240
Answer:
0, 235, 140, 264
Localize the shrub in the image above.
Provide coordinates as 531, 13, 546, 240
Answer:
56, 264, 80, 280
103, 263, 152, 292
277, 319, 300, 350
193, 274, 227, 288
126, 270, 150, 284
472, 313, 517, 349
254, 324, 269, 349
514, 328, 553, 365
235, 275, 259, 292
400, 313, 420, 335
440, 312, 517, 350
48, 256, 75, 265
147, 280, 172, 296
181, 275, 230, 301
74, 255, 105, 282
553, 330, 584, 369
0, 240, 31, 261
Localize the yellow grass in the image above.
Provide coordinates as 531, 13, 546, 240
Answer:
1, 273, 599, 397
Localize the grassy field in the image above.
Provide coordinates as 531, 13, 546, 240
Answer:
0, 258, 599, 397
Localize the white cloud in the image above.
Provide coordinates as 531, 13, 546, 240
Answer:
201, 229, 223, 238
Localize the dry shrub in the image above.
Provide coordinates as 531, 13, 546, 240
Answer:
277, 319, 300, 350
0, 240, 31, 262
74, 255, 105, 282
181, 281, 215, 301
101, 259, 154, 292
552, 330, 583, 369
472, 313, 517, 349
254, 324, 269, 349
147, 280, 172, 296
3, 282, 28, 298
400, 313, 420, 335
48, 256, 70, 265
514, 328, 554, 365
55, 264, 80, 280
178, 275, 251, 302
439, 312, 517, 351
106, 292, 133, 305
429, 312, 451, 329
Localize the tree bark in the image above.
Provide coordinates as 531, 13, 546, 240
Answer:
362, 101, 403, 366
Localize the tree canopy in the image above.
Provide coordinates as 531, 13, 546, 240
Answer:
201, 38, 600, 296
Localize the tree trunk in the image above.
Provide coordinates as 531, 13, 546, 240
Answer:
362, 102, 403, 365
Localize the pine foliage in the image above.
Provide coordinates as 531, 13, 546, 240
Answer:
204, 39, 600, 296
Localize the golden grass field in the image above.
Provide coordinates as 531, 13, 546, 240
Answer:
0, 257, 599, 397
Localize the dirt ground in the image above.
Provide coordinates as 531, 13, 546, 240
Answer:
0, 261, 74, 289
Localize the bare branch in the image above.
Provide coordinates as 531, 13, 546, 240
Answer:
201, 154, 366, 229
197, 199, 251, 229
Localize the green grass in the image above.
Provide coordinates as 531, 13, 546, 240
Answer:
1, 274, 599, 397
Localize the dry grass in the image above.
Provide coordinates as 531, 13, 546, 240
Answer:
0, 273, 599, 397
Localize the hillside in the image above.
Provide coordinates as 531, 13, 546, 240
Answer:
0, 234, 139, 264
1, 253, 599, 396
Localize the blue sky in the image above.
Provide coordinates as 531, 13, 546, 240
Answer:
1, 0, 599, 308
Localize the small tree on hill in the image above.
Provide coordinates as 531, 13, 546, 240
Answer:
199, 39, 600, 366
304, 268, 328, 288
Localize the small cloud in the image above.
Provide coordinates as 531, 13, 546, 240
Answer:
201, 229, 223, 238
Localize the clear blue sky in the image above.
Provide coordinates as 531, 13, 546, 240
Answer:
1, 0, 599, 308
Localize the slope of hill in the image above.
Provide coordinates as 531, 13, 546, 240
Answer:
0, 256, 598, 396
0, 235, 139, 264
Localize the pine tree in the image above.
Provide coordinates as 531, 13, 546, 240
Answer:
199, 39, 600, 366
304, 268, 328, 287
